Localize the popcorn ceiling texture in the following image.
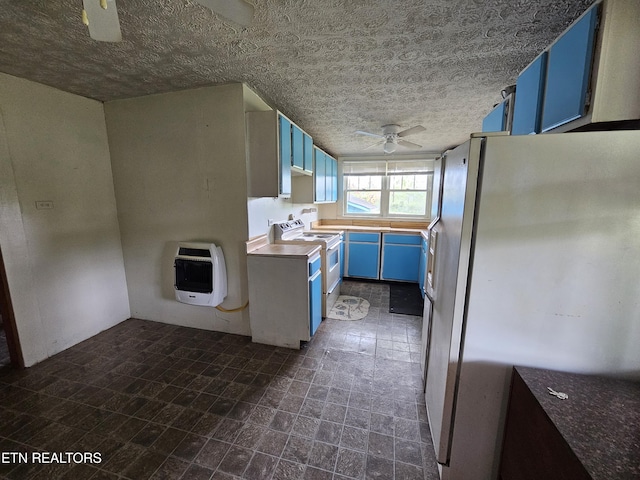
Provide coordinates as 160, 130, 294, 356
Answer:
0, 0, 592, 154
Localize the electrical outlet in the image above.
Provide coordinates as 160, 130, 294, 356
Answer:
35, 201, 54, 210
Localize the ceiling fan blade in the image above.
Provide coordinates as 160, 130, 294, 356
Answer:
355, 130, 385, 139
193, 0, 255, 27
364, 140, 386, 150
397, 125, 426, 137
82, 0, 122, 42
398, 139, 423, 150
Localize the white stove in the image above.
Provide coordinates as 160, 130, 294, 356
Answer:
273, 220, 343, 316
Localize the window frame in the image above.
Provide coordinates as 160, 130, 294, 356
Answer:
341, 158, 435, 220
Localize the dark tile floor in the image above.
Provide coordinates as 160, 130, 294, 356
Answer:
0, 327, 10, 367
0, 280, 439, 479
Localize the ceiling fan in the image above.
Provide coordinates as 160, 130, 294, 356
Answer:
81, 0, 255, 42
355, 124, 426, 154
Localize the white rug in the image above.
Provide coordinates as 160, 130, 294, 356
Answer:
327, 296, 370, 320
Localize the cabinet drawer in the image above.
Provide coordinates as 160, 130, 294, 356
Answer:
309, 256, 321, 276
384, 233, 421, 245
349, 232, 380, 243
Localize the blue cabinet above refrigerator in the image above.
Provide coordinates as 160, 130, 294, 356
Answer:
511, 53, 548, 135
509, 0, 640, 135
541, 4, 599, 132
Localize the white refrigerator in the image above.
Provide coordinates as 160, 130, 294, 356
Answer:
423, 130, 640, 480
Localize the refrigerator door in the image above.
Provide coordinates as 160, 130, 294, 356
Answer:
424, 138, 483, 465
430, 155, 444, 221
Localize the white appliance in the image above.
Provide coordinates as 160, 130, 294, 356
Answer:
423, 131, 640, 480
174, 242, 227, 307
273, 220, 343, 316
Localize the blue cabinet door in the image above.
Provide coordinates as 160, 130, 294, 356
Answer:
348, 243, 380, 279
292, 124, 304, 169
278, 115, 292, 196
309, 269, 322, 335
315, 149, 326, 202
329, 157, 338, 202
512, 53, 548, 135
382, 245, 421, 282
382, 233, 421, 282
325, 156, 334, 202
541, 4, 599, 132
303, 132, 313, 173
340, 237, 345, 279
482, 100, 507, 132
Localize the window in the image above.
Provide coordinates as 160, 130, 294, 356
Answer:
343, 159, 434, 219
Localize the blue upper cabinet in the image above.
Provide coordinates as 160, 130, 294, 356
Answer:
314, 148, 326, 203
541, 5, 599, 132
326, 155, 338, 202
291, 123, 304, 170
512, 52, 548, 135
278, 114, 292, 197
314, 148, 338, 204
303, 132, 313, 173
482, 100, 507, 132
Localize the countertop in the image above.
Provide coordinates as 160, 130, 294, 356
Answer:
515, 366, 640, 479
247, 243, 321, 259
311, 224, 427, 235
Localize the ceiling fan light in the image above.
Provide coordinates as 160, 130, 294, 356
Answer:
383, 141, 397, 154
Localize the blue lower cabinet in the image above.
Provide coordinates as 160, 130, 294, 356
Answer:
381, 234, 421, 282
340, 236, 345, 279
348, 243, 380, 279
347, 232, 381, 279
309, 269, 322, 335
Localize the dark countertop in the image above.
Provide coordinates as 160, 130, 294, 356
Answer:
515, 366, 640, 479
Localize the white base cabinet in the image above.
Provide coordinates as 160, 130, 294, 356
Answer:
247, 249, 322, 349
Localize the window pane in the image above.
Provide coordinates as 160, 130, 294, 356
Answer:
402, 175, 415, 190
346, 175, 359, 189
349, 175, 383, 190
358, 176, 371, 190
389, 191, 427, 215
346, 191, 381, 214
390, 175, 402, 189
415, 174, 428, 189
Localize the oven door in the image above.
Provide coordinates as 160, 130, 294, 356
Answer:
326, 241, 341, 294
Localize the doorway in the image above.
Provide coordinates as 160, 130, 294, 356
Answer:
0, 247, 24, 369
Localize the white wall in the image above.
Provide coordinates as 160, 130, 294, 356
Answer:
247, 197, 319, 240
0, 73, 130, 366
105, 84, 252, 335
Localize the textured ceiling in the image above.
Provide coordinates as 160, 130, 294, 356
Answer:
0, 0, 593, 155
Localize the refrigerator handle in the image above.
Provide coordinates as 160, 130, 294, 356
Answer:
425, 226, 438, 301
